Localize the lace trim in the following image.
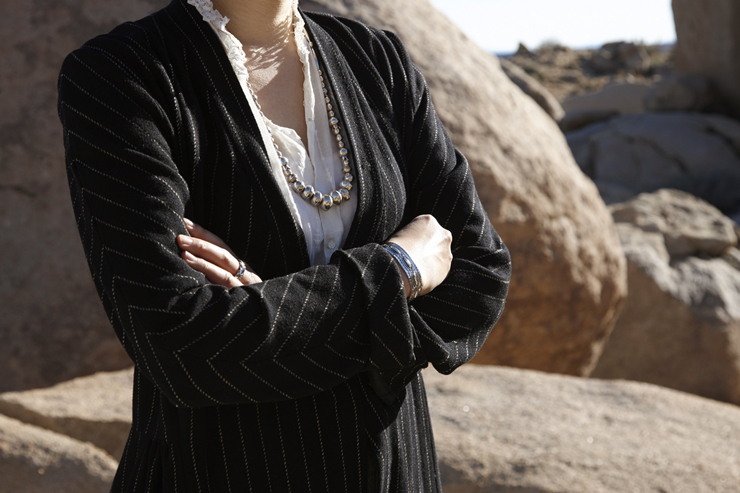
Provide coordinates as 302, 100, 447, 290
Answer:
187, 0, 229, 29
187, 0, 310, 92
291, 3, 312, 66
187, 0, 250, 89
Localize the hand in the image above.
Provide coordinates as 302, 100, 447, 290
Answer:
177, 218, 262, 288
387, 214, 453, 298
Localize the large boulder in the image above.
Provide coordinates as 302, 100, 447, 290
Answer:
0, 414, 117, 493
672, 0, 740, 115
425, 364, 740, 493
0, 369, 134, 460
592, 190, 740, 404
608, 189, 737, 258
301, 0, 627, 376
567, 112, 740, 217
0, 0, 169, 391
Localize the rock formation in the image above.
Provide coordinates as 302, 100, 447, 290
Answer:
5, 365, 740, 492
567, 112, 740, 218
643, 74, 716, 113
0, 370, 134, 459
589, 42, 651, 75
559, 109, 619, 134
591, 190, 740, 404
499, 58, 565, 121
673, 0, 740, 115
561, 81, 651, 115
300, 0, 627, 376
425, 364, 740, 492
0, 414, 117, 493
505, 41, 672, 103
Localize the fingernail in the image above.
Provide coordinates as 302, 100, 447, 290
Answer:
183, 251, 197, 262
178, 235, 192, 246
183, 218, 194, 229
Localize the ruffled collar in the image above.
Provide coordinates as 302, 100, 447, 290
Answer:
186, 0, 311, 92
187, 0, 231, 30
187, 0, 307, 48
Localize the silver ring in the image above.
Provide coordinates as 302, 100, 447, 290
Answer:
234, 259, 247, 280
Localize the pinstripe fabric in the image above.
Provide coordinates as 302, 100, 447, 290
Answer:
57, 1, 511, 491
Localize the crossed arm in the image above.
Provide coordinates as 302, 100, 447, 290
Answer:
177, 214, 453, 299
58, 26, 510, 408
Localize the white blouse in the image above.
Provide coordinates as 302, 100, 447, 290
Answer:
188, 0, 357, 266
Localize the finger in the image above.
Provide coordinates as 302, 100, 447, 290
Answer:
238, 270, 263, 286
183, 220, 258, 275
182, 251, 241, 288
183, 219, 257, 276
178, 235, 240, 275
183, 218, 234, 254
182, 251, 262, 287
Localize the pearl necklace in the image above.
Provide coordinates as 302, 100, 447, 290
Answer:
247, 33, 353, 211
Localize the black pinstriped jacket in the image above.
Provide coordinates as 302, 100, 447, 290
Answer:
57, 0, 511, 491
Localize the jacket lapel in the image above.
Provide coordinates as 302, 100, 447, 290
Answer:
169, 0, 395, 277
302, 13, 382, 250
171, 0, 312, 275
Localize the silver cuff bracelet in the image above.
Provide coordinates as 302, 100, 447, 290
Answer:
383, 242, 422, 302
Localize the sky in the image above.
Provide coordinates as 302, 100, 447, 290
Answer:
428, 0, 677, 54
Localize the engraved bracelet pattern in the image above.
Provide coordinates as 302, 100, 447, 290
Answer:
383, 242, 422, 302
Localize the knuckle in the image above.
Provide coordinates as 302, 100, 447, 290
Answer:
191, 238, 205, 252
219, 250, 232, 265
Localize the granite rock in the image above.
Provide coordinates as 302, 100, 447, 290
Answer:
559, 109, 619, 133
589, 42, 651, 75
425, 364, 740, 493
592, 190, 740, 404
567, 112, 740, 216
609, 189, 738, 257
0, 369, 134, 460
0, 414, 117, 493
561, 81, 651, 115
500, 58, 565, 121
643, 74, 715, 113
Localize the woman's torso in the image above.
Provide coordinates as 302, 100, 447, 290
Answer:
92, 1, 438, 492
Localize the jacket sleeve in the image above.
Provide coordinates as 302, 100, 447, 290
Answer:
363, 30, 511, 401
58, 33, 414, 408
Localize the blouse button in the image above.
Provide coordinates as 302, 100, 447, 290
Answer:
327, 240, 337, 250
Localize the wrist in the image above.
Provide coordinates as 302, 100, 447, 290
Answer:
389, 256, 412, 298
383, 242, 422, 301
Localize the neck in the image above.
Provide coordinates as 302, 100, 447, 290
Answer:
211, 0, 296, 48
